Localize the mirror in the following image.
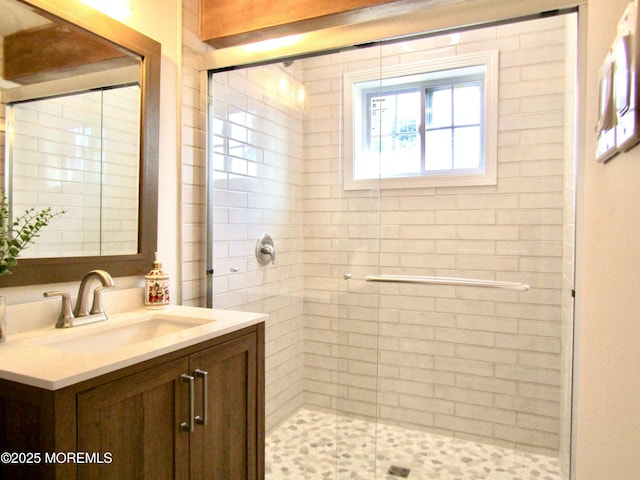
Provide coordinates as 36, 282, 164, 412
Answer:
0, 0, 159, 286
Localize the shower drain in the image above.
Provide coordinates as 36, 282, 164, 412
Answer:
387, 465, 411, 478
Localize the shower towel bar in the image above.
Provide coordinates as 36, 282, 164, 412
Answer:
364, 275, 530, 291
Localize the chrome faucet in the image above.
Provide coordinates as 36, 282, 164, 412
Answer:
45, 270, 115, 328
74, 269, 115, 318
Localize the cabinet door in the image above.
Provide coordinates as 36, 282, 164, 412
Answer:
0, 382, 57, 480
77, 357, 190, 480
189, 332, 259, 480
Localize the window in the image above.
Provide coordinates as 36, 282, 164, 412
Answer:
344, 51, 498, 189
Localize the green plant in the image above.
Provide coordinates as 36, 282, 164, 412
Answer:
0, 193, 65, 277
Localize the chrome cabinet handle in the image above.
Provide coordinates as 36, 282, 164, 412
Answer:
180, 374, 195, 433
194, 369, 208, 426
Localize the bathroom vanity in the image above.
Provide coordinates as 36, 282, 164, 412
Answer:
0, 306, 266, 480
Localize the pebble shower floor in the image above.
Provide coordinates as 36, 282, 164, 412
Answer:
265, 408, 561, 480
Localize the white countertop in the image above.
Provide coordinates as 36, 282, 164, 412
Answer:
0, 305, 266, 390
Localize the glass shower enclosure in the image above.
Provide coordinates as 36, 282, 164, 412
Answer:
207, 11, 577, 479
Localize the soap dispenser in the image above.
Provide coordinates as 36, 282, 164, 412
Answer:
145, 252, 170, 309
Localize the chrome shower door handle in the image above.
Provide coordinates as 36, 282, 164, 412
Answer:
180, 373, 195, 433
194, 369, 208, 426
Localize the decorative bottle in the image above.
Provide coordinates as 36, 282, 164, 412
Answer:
145, 252, 170, 309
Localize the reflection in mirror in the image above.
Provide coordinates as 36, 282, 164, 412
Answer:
8, 84, 141, 257
0, 0, 159, 286
1, 0, 141, 258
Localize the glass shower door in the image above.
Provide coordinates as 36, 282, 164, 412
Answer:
332, 45, 385, 479
216, 10, 578, 480
323, 12, 576, 479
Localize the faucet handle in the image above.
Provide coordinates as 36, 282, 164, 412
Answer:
44, 291, 74, 328
260, 244, 276, 264
255, 233, 276, 265
90, 285, 114, 316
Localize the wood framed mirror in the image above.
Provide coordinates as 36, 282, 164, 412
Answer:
0, 0, 159, 287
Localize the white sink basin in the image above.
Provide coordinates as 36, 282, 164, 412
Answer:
0, 306, 266, 390
35, 317, 210, 354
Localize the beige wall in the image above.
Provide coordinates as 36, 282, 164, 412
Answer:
575, 0, 640, 477
127, 0, 181, 303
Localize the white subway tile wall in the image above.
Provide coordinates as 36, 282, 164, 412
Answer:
300, 14, 572, 457
182, 4, 574, 458
9, 87, 140, 257
207, 62, 306, 429
181, 0, 212, 304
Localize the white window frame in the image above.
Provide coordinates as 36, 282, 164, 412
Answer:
343, 50, 499, 190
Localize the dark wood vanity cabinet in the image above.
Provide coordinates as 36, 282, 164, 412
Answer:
0, 323, 265, 480
76, 357, 190, 480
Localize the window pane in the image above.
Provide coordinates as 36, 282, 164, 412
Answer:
364, 89, 421, 179
378, 132, 420, 153
427, 87, 452, 128
347, 55, 494, 186
454, 126, 481, 169
370, 95, 392, 137
425, 129, 452, 170
370, 91, 420, 138
454, 84, 481, 125
381, 134, 421, 177
354, 153, 380, 179
396, 91, 420, 135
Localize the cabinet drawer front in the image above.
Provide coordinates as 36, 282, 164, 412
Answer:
77, 357, 190, 480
